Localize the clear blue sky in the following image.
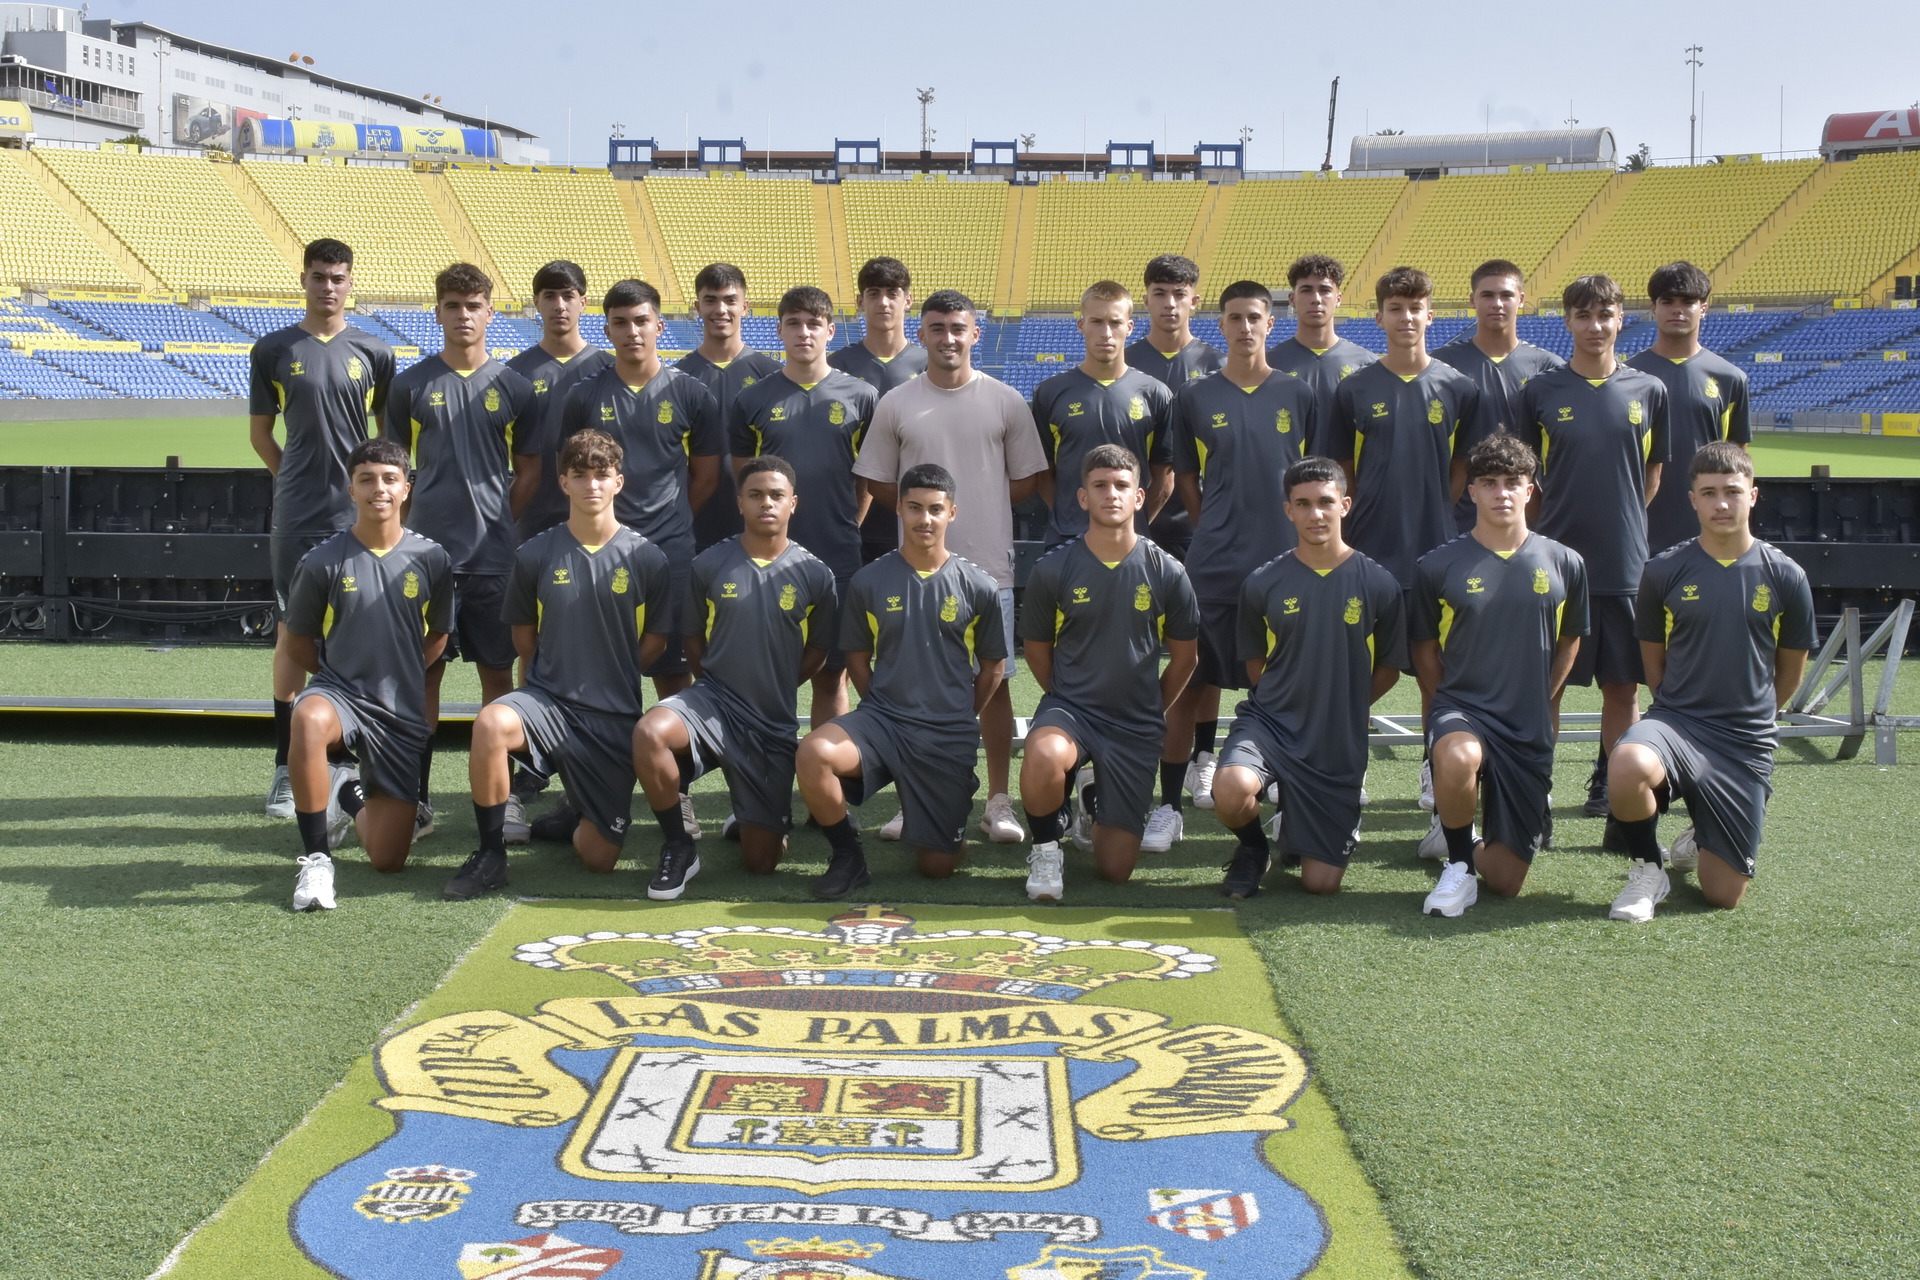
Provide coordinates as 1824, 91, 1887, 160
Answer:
131, 0, 1919, 167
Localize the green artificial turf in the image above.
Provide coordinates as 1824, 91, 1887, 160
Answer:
2, 415, 1919, 476
2, 648, 1919, 1279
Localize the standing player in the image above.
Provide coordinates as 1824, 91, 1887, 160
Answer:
1019, 445, 1198, 900
558, 279, 723, 836
1154, 281, 1318, 853
1523, 275, 1670, 827
283, 438, 452, 911
1606, 442, 1813, 921
853, 290, 1047, 844
678, 263, 783, 554
1267, 254, 1378, 448
731, 286, 875, 726
829, 256, 927, 566
796, 463, 1007, 897
1211, 457, 1405, 899
1329, 266, 1483, 590
1127, 253, 1224, 566
509, 260, 613, 545
1411, 435, 1588, 918
249, 238, 394, 819
444, 430, 672, 899
384, 263, 536, 839
1628, 261, 1752, 556
1030, 280, 1174, 546
1433, 259, 1565, 535
633, 456, 837, 899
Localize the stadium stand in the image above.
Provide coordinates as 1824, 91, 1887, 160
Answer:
0, 348, 105, 397
1208, 177, 1402, 297
166, 352, 251, 396
1395, 171, 1611, 301
0, 150, 140, 290
47, 300, 254, 350
841, 178, 1006, 309
210, 305, 306, 339
643, 174, 820, 303
1563, 159, 1820, 295
240, 161, 463, 301
1764, 310, 1920, 360
1024, 180, 1207, 310
37, 350, 225, 398
1722, 150, 1920, 299
34, 148, 296, 295
445, 167, 645, 300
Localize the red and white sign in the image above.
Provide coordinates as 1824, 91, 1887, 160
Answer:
1822, 110, 1920, 151
1146, 1188, 1261, 1241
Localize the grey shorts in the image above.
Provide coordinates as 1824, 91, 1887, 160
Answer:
645, 554, 691, 679
995, 587, 1020, 677
1195, 598, 1251, 691
1619, 714, 1770, 877
658, 682, 797, 833
1218, 714, 1360, 867
1427, 705, 1552, 863
1029, 698, 1159, 837
1567, 594, 1645, 687
444, 573, 516, 671
296, 685, 426, 804
271, 531, 330, 619
836, 703, 977, 853
497, 688, 637, 846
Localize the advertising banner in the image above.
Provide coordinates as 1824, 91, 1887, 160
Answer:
172, 94, 234, 148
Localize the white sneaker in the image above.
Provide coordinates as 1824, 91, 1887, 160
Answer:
721, 812, 741, 840
265, 764, 296, 819
293, 852, 336, 911
1609, 860, 1671, 923
1668, 826, 1699, 873
411, 801, 436, 845
503, 796, 530, 845
1418, 759, 1434, 811
878, 809, 905, 841
680, 792, 703, 841
981, 793, 1025, 843
325, 764, 358, 850
1025, 841, 1065, 901
1418, 817, 1462, 861
1140, 805, 1183, 853
1186, 752, 1218, 809
1266, 810, 1284, 843
1068, 770, 1096, 851
1423, 860, 1479, 917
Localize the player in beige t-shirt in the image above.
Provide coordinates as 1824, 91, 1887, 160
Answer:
854, 289, 1049, 844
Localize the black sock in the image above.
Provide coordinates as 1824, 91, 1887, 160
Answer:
418, 750, 434, 805
476, 801, 507, 856
1160, 760, 1186, 810
654, 803, 687, 842
1230, 817, 1269, 854
273, 699, 293, 767
1026, 801, 1071, 845
822, 816, 863, 857
1192, 721, 1219, 758
337, 775, 365, 817
1591, 746, 1609, 782
295, 809, 329, 856
1616, 814, 1662, 863
1443, 822, 1477, 869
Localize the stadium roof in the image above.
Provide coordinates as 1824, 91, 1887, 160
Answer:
109, 21, 538, 141
1347, 128, 1617, 172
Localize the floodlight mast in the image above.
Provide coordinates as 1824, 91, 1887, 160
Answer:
1322, 77, 1339, 172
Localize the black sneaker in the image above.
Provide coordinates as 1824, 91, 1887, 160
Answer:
1221, 844, 1271, 900
530, 800, 580, 843
1601, 816, 1627, 853
814, 847, 871, 900
1583, 765, 1610, 818
648, 837, 701, 901
1541, 801, 1556, 850
443, 849, 508, 901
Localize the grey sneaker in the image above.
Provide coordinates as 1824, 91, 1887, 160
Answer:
503, 796, 531, 845
412, 802, 436, 845
1609, 859, 1671, 923
1025, 841, 1066, 902
265, 764, 296, 819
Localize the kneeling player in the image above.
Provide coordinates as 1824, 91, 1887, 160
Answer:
1211, 457, 1405, 898
1411, 435, 1588, 917
1605, 442, 1813, 921
283, 438, 452, 910
444, 430, 672, 900
796, 464, 1007, 897
1020, 445, 1197, 899
634, 456, 837, 899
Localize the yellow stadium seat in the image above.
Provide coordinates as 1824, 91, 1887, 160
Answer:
242, 160, 463, 301
446, 167, 644, 297
1024, 181, 1206, 309
0, 150, 136, 290
1210, 176, 1403, 290
1394, 170, 1609, 301
32, 148, 292, 294
643, 174, 819, 302
841, 178, 1006, 307
1722, 152, 1920, 299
